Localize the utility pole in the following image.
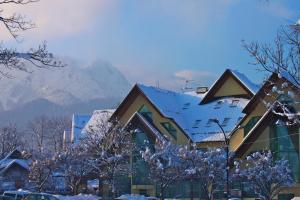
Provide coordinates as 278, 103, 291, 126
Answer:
212, 118, 243, 200
212, 118, 229, 200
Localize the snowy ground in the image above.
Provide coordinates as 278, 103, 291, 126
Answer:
55, 194, 154, 200
56, 194, 101, 200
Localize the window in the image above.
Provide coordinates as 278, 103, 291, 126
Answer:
182, 102, 191, 110
138, 105, 153, 122
214, 100, 224, 109
244, 116, 262, 137
161, 122, 177, 140
192, 119, 202, 128
230, 99, 240, 107
221, 118, 231, 127
205, 119, 215, 127
270, 125, 300, 182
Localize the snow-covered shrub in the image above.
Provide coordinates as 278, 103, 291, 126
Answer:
233, 151, 293, 200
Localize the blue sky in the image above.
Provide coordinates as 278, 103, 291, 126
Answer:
3, 0, 300, 90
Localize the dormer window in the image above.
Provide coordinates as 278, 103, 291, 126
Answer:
205, 119, 215, 127
192, 120, 202, 128
221, 118, 231, 127
230, 99, 239, 107
183, 102, 191, 110
138, 105, 153, 122
214, 100, 224, 109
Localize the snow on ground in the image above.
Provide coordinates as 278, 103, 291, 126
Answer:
56, 194, 101, 200
115, 194, 148, 200
55, 194, 153, 200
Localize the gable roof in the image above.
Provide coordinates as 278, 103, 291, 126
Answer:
81, 109, 115, 136
243, 71, 300, 114
71, 114, 91, 143
234, 107, 276, 158
125, 112, 167, 142
201, 69, 260, 104
0, 150, 29, 175
113, 83, 250, 143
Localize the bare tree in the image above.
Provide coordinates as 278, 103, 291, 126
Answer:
0, 0, 64, 78
244, 24, 300, 84
29, 152, 59, 192
0, 123, 23, 158
59, 145, 92, 195
27, 115, 51, 154
26, 115, 70, 154
244, 22, 300, 125
48, 116, 71, 153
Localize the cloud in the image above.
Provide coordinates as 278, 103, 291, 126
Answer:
0, 0, 118, 40
174, 70, 215, 81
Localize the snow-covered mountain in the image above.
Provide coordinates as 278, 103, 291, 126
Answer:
0, 58, 131, 126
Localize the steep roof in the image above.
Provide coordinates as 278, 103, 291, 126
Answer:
234, 107, 277, 158
230, 70, 260, 94
71, 114, 91, 143
81, 109, 115, 135
0, 150, 29, 174
243, 71, 300, 114
125, 112, 167, 142
201, 69, 260, 104
127, 84, 249, 142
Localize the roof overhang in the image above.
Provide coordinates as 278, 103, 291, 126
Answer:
200, 69, 255, 105
125, 112, 167, 142
111, 84, 192, 142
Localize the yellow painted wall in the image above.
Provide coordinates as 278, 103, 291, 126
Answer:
197, 141, 224, 149
230, 102, 267, 151
119, 93, 190, 145
230, 80, 300, 153
242, 127, 270, 158
214, 76, 248, 98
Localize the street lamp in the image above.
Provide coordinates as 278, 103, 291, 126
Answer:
212, 118, 243, 200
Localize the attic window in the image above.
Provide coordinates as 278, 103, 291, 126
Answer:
230, 99, 239, 107
192, 120, 202, 128
183, 102, 191, 110
221, 118, 231, 127
205, 119, 215, 127
214, 100, 224, 109
161, 122, 177, 140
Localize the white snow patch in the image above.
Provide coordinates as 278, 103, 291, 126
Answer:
56, 194, 101, 200
116, 194, 148, 200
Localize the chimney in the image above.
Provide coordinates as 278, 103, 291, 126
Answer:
196, 86, 209, 94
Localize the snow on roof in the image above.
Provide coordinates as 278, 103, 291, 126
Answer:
137, 84, 249, 142
81, 109, 115, 136
0, 152, 29, 174
230, 69, 261, 94
126, 112, 167, 142
72, 114, 91, 143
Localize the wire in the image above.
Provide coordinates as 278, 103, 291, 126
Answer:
234, 132, 300, 146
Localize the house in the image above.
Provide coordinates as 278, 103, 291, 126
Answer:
70, 114, 91, 143
81, 109, 115, 135
230, 71, 300, 199
111, 69, 261, 197
0, 149, 30, 192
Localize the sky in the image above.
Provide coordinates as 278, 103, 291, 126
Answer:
1, 0, 300, 90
